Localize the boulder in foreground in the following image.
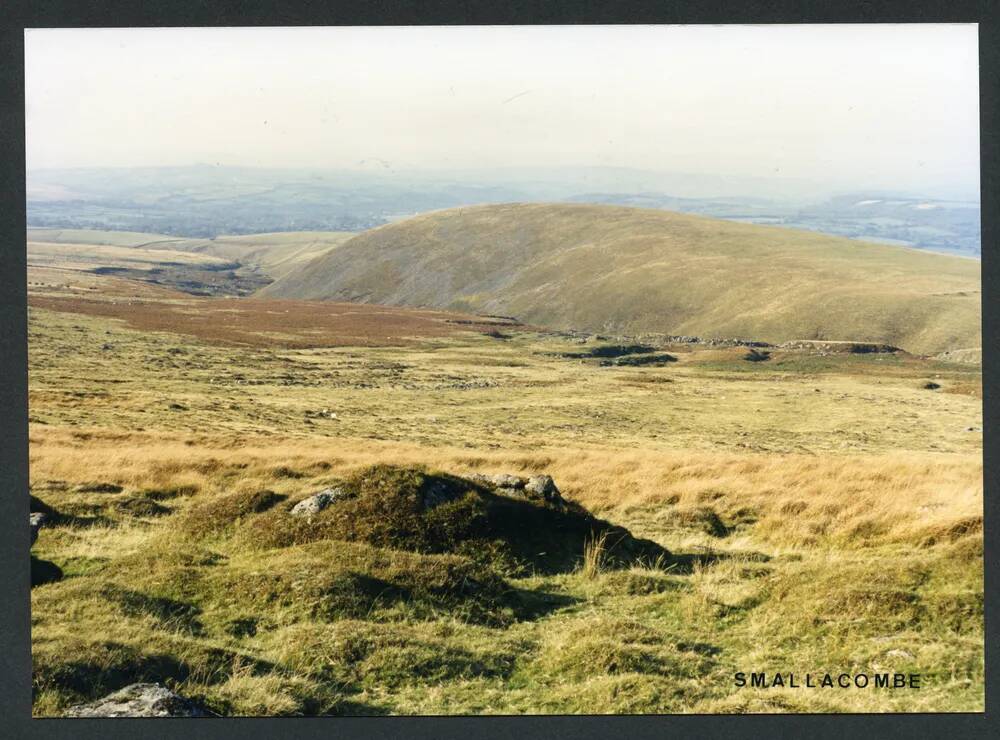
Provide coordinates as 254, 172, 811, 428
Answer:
289, 487, 349, 518
63, 683, 215, 717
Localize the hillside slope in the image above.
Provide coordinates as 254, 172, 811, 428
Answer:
146, 232, 357, 280
262, 203, 981, 354
27, 228, 355, 281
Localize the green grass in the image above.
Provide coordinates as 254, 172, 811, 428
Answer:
262, 203, 980, 355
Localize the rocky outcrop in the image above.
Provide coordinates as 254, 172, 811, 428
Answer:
524, 475, 562, 504
469, 473, 565, 508
63, 683, 215, 718
290, 487, 349, 518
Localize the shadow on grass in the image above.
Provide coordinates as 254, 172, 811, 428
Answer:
34, 641, 278, 707
328, 699, 392, 716
512, 586, 581, 620
99, 584, 205, 635
661, 549, 771, 575
31, 557, 63, 587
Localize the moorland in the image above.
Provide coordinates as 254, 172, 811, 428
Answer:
27, 209, 983, 715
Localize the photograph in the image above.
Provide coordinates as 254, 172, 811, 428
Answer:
23, 24, 983, 717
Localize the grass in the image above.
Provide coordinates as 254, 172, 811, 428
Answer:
261, 203, 981, 355
27, 282, 983, 715
580, 531, 611, 579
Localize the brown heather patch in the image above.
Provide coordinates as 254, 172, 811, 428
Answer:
27, 295, 522, 349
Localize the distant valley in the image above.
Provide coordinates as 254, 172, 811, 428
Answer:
26, 166, 980, 257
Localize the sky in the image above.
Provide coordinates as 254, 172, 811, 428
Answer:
24, 25, 980, 199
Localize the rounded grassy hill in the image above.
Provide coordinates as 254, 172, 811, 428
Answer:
261, 203, 980, 355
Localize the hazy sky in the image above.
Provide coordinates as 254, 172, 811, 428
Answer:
25, 25, 980, 197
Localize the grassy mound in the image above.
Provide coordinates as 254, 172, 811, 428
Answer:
243, 465, 670, 575
182, 489, 286, 537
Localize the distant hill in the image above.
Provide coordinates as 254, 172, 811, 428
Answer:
566, 192, 981, 257
26, 228, 180, 248
261, 203, 981, 355
27, 166, 979, 255
27, 228, 355, 281
142, 232, 357, 280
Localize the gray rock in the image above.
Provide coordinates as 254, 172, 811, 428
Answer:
30, 512, 46, 547
289, 487, 347, 518
63, 683, 215, 717
885, 649, 915, 660
469, 473, 565, 507
490, 473, 526, 489
525, 475, 561, 503
468, 473, 526, 489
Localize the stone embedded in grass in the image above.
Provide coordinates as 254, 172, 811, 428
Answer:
469, 473, 525, 490
290, 488, 349, 518
468, 472, 565, 507
63, 682, 215, 717
524, 475, 562, 504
